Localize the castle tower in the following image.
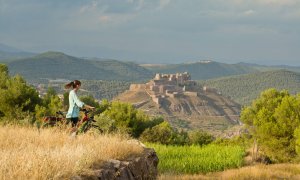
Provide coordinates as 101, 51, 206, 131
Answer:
154, 73, 161, 80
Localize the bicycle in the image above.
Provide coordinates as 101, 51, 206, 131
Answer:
77, 109, 102, 134
42, 111, 66, 127
42, 109, 102, 134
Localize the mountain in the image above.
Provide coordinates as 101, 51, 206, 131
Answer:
5, 51, 153, 82
199, 70, 300, 105
142, 61, 300, 80
142, 61, 259, 80
115, 77, 241, 135
237, 62, 300, 73
0, 43, 35, 61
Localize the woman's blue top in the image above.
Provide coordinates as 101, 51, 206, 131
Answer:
66, 89, 84, 118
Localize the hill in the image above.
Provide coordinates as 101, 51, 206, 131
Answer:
0, 43, 35, 60
199, 70, 300, 105
237, 62, 300, 73
142, 61, 259, 80
115, 74, 241, 135
5, 52, 153, 82
0, 51, 35, 61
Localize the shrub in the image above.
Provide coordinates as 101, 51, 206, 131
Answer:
94, 101, 162, 137
0, 70, 40, 122
139, 121, 179, 145
241, 88, 300, 162
188, 130, 214, 146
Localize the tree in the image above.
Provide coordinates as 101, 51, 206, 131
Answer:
241, 88, 300, 162
0, 74, 40, 121
35, 87, 62, 120
94, 101, 162, 137
80, 95, 100, 109
0, 64, 8, 89
188, 130, 214, 146
139, 121, 177, 145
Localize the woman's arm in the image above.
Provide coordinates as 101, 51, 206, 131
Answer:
84, 104, 95, 109
71, 91, 95, 109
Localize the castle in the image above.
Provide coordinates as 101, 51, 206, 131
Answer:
129, 72, 200, 105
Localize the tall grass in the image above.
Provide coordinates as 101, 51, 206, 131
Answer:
159, 164, 300, 179
147, 143, 245, 174
0, 126, 143, 179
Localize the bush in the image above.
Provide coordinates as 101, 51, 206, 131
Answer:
188, 130, 214, 146
94, 101, 162, 137
0, 69, 40, 122
139, 121, 177, 145
241, 88, 300, 162
35, 87, 63, 121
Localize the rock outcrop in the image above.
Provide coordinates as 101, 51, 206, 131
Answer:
75, 148, 159, 180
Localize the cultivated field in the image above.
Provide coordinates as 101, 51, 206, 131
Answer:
148, 143, 245, 174
0, 126, 143, 179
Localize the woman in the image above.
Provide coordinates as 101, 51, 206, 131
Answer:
65, 80, 94, 127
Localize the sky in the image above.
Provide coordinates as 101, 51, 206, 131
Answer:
0, 0, 300, 65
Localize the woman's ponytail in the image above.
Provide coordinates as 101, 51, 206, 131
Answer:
65, 80, 81, 89
64, 81, 74, 89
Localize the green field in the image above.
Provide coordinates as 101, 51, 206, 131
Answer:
147, 143, 245, 174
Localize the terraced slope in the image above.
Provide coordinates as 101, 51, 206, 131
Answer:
115, 87, 241, 135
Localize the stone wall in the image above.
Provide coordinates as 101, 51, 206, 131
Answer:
129, 84, 146, 91
183, 91, 198, 97
151, 95, 162, 105
203, 86, 217, 93
76, 148, 159, 180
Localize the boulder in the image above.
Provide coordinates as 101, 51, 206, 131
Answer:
75, 148, 159, 180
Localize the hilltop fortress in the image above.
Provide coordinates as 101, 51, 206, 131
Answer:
116, 72, 241, 135
129, 72, 214, 105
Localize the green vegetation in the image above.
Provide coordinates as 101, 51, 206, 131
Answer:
79, 80, 131, 100
140, 121, 187, 145
6, 51, 153, 81
140, 123, 214, 146
37, 80, 131, 100
147, 143, 245, 174
35, 87, 63, 120
0, 64, 40, 122
94, 101, 164, 138
199, 70, 300, 105
5, 59, 300, 178
241, 88, 300, 162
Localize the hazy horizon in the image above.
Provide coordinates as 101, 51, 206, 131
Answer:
0, 0, 299, 65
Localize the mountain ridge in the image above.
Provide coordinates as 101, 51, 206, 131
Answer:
3, 51, 153, 82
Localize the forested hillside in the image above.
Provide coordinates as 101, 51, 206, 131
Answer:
5, 52, 153, 81
143, 61, 259, 80
199, 70, 300, 105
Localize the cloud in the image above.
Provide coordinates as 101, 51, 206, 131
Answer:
243, 9, 256, 16
255, 0, 298, 6
79, 1, 99, 14
218, 24, 278, 35
157, 0, 171, 10
1, 0, 300, 65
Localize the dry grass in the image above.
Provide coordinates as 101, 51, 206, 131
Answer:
159, 164, 300, 180
0, 126, 144, 180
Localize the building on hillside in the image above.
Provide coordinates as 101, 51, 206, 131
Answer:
129, 72, 200, 105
